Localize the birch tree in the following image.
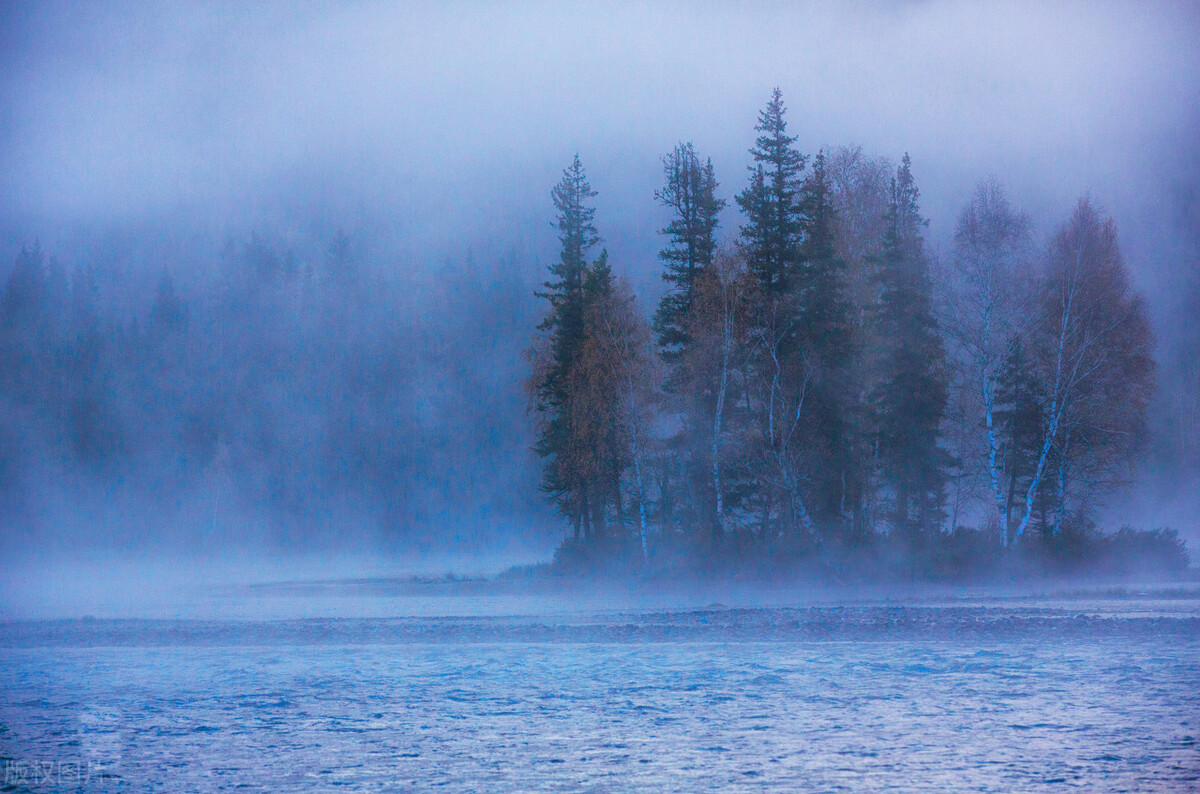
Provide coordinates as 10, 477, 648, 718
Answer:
1012, 199, 1154, 543
660, 245, 755, 547
944, 178, 1033, 538
695, 248, 751, 540
586, 264, 659, 564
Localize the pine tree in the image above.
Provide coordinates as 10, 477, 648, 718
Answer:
532, 155, 602, 537
150, 270, 187, 332
994, 337, 1047, 537
325, 228, 357, 287
653, 142, 725, 363
873, 154, 949, 543
736, 88, 806, 298
797, 151, 860, 534
732, 90, 816, 543
651, 142, 725, 542
543, 154, 600, 372
1, 243, 46, 329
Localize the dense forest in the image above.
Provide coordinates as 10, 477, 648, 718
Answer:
528, 89, 1184, 578
0, 232, 540, 552
0, 88, 1192, 577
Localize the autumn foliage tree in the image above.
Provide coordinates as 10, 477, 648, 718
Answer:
1010, 199, 1155, 542
531, 157, 660, 560
943, 178, 1034, 537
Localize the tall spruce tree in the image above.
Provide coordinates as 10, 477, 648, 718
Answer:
654, 142, 725, 363
737, 88, 806, 298
797, 151, 861, 534
533, 154, 601, 536
873, 154, 949, 542
652, 142, 725, 539
735, 88, 817, 542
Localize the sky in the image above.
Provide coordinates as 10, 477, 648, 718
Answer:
1, 0, 1198, 548
3, 2, 1197, 268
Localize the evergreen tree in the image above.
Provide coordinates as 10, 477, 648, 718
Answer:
0, 245, 51, 412
532, 155, 602, 536
651, 142, 725, 541
733, 89, 816, 543
68, 263, 99, 341
653, 142, 725, 363
150, 270, 187, 332
325, 228, 356, 286
994, 336, 1047, 537
1, 243, 46, 329
873, 154, 949, 542
797, 151, 861, 535
736, 88, 806, 297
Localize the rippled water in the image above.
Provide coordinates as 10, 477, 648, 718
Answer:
2, 598, 1198, 791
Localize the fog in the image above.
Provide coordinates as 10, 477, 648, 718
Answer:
7, 3, 1198, 263
2, 1, 1198, 576
9, 12, 1200, 792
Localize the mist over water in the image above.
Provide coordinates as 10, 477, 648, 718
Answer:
2, 5, 1199, 790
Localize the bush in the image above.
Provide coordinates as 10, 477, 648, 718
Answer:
1100, 527, 1190, 577
544, 520, 1192, 584
552, 532, 642, 577
926, 527, 1005, 580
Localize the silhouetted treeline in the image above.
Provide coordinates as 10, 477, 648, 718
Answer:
530, 89, 1177, 576
0, 233, 539, 548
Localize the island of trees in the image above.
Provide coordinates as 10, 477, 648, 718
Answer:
0, 88, 1189, 579
529, 88, 1185, 580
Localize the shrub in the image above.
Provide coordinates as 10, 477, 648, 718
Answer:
1101, 527, 1190, 577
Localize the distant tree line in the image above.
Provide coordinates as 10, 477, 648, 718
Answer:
0, 232, 538, 547
530, 89, 1161, 573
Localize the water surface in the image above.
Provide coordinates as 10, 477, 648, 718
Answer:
1, 590, 1197, 791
